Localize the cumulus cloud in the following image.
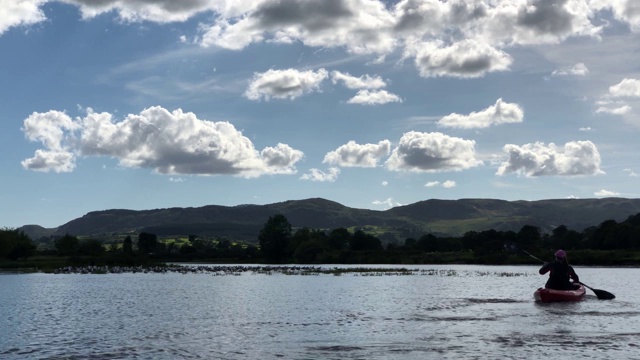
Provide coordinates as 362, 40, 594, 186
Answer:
20, 110, 80, 173
599, 0, 640, 31
4, 0, 632, 80
0, 0, 46, 35
596, 105, 632, 115
437, 98, 523, 129
300, 167, 340, 182
381, 180, 388, 186
385, 131, 482, 172
260, 143, 305, 175
323, 140, 391, 167
346, 89, 402, 105
624, 168, 639, 177
412, 39, 512, 78
199, 0, 397, 54
551, 62, 589, 76
425, 180, 456, 188
496, 140, 604, 177
21, 149, 76, 173
442, 180, 456, 188
59, 0, 216, 23
372, 197, 402, 209
244, 68, 328, 101
21, 106, 303, 177
608, 78, 640, 97
330, 71, 386, 89
329, 71, 400, 105
482, 0, 602, 45
594, 189, 620, 197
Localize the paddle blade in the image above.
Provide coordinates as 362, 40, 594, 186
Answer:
593, 288, 615, 300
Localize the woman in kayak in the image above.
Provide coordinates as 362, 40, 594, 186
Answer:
539, 249, 580, 290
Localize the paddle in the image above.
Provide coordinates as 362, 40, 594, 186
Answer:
578, 282, 615, 300
521, 249, 615, 300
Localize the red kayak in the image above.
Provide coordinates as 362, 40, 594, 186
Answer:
534, 284, 586, 303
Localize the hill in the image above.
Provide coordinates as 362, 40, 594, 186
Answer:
19, 197, 640, 243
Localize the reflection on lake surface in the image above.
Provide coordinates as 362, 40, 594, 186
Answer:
1, 265, 639, 359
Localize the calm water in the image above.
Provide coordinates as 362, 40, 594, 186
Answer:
1, 264, 639, 360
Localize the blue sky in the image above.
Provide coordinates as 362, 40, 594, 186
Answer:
2, 0, 640, 229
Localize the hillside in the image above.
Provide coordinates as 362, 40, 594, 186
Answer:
19, 197, 640, 243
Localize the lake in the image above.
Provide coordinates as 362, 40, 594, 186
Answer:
1, 264, 638, 359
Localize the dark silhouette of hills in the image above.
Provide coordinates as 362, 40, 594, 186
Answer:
19, 197, 640, 243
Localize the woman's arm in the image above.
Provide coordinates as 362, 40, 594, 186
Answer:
539, 262, 551, 275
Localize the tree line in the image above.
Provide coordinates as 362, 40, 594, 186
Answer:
2, 211, 640, 266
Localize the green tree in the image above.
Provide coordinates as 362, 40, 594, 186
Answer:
258, 214, 292, 263
417, 233, 438, 252
0, 229, 36, 260
79, 239, 105, 256
55, 234, 80, 256
328, 227, 350, 250
290, 227, 312, 252
137, 232, 158, 254
588, 219, 617, 249
123, 236, 133, 254
517, 225, 541, 251
349, 230, 382, 251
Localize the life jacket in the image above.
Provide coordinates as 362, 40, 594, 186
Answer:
545, 261, 574, 290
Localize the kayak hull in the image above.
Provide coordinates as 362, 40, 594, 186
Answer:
534, 285, 586, 303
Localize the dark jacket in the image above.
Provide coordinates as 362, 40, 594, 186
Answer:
539, 260, 579, 290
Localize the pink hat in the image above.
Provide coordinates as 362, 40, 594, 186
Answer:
554, 249, 567, 259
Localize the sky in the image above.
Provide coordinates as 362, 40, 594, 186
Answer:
1, 0, 640, 229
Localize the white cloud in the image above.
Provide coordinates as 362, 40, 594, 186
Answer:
330, 71, 386, 89
300, 167, 340, 182
20, 110, 79, 173
442, 180, 456, 188
381, 180, 388, 186
594, 189, 620, 197
0, 0, 46, 34
496, 140, 604, 177
551, 62, 589, 76
372, 197, 401, 209
169, 177, 185, 182
578, 127, 593, 131
437, 98, 524, 129
481, 0, 602, 45
596, 105, 632, 115
425, 180, 456, 188
21, 110, 79, 151
323, 140, 391, 167
4, 0, 631, 82
346, 89, 402, 105
21, 149, 76, 173
624, 168, 639, 177
260, 143, 305, 175
244, 68, 328, 101
199, 0, 397, 54
21, 106, 303, 177
599, 0, 640, 31
386, 131, 482, 172
59, 0, 216, 23
608, 78, 640, 97
412, 39, 512, 78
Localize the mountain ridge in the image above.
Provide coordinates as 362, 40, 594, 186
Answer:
18, 197, 640, 243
